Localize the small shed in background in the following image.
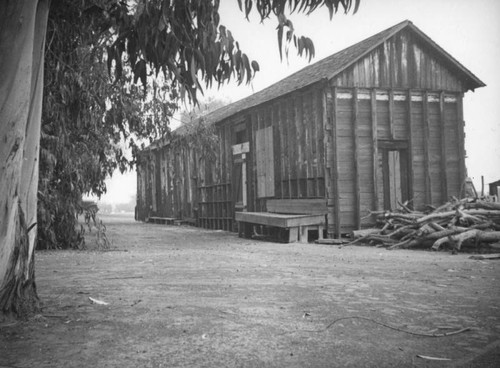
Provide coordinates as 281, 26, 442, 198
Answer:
489, 180, 500, 199
136, 20, 485, 237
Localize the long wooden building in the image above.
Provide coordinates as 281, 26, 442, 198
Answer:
136, 20, 485, 237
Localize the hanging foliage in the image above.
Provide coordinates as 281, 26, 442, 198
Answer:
38, 0, 178, 249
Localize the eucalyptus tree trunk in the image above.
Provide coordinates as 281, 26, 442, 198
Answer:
0, 0, 50, 318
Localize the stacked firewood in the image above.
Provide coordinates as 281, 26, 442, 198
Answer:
347, 199, 500, 252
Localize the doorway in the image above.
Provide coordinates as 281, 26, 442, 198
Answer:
378, 141, 409, 210
232, 122, 249, 212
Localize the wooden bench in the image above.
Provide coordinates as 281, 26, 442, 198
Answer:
147, 217, 176, 225
235, 199, 327, 243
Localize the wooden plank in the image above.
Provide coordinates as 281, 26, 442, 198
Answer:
220, 125, 226, 183
278, 101, 287, 198
332, 86, 341, 237
457, 93, 466, 185
388, 90, 395, 140
266, 199, 327, 215
274, 103, 283, 198
303, 92, 311, 197
283, 100, 291, 198
379, 150, 387, 209
423, 92, 432, 204
322, 87, 334, 235
313, 89, 321, 196
353, 88, 361, 230
407, 90, 414, 206
256, 127, 274, 198
288, 227, 299, 242
295, 94, 303, 188
439, 92, 448, 200
265, 125, 275, 197
288, 97, 296, 196
371, 89, 379, 211
255, 128, 264, 198
235, 212, 325, 228
250, 112, 258, 211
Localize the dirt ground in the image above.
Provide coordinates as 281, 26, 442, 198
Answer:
1, 214, 500, 368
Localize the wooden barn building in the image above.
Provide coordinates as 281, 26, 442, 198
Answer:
136, 20, 485, 239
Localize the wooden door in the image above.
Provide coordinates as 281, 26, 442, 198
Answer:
379, 147, 409, 210
232, 142, 249, 212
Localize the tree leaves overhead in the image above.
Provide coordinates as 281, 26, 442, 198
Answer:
105, 0, 359, 103
105, 0, 259, 103
239, 0, 359, 61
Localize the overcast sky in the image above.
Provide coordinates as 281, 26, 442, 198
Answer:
101, 0, 500, 204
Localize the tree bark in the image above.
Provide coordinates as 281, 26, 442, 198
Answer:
0, 0, 50, 318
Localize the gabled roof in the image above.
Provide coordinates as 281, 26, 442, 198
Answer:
199, 20, 484, 126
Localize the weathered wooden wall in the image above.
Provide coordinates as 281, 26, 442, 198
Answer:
244, 85, 327, 213
332, 30, 466, 92
325, 86, 465, 236
136, 140, 200, 222
137, 29, 471, 237
136, 83, 328, 229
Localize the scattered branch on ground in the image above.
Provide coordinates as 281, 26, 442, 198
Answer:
304, 316, 471, 337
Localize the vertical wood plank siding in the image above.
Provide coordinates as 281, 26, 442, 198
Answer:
136, 29, 473, 236
423, 92, 432, 204
371, 90, 379, 211
324, 88, 336, 237
352, 88, 361, 229
406, 90, 414, 205
333, 31, 464, 92
336, 89, 356, 230
331, 87, 341, 236
439, 92, 448, 200
457, 94, 467, 185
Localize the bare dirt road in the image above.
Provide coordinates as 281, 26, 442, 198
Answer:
1, 214, 500, 367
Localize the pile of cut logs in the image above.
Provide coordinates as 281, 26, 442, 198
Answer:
347, 199, 500, 252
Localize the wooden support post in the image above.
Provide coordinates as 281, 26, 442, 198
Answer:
238, 222, 252, 239
311, 90, 324, 197
299, 226, 309, 243
273, 103, 285, 198
382, 150, 390, 209
242, 153, 247, 209
388, 90, 395, 140
322, 87, 334, 237
439, 92, 448, 201
371, 89, 379, 211
423, 92, 432, 205
304, 93, 313, 197
295, 94, 303, 197
317, 225, 324, 240
332, 87, 341, 237
353, 88, 361, 230
288, 98, 296, 197
406, 90, 414, 207
288, 227, 299, 243
457, 94, 467, 184
250, 112, 258, 211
